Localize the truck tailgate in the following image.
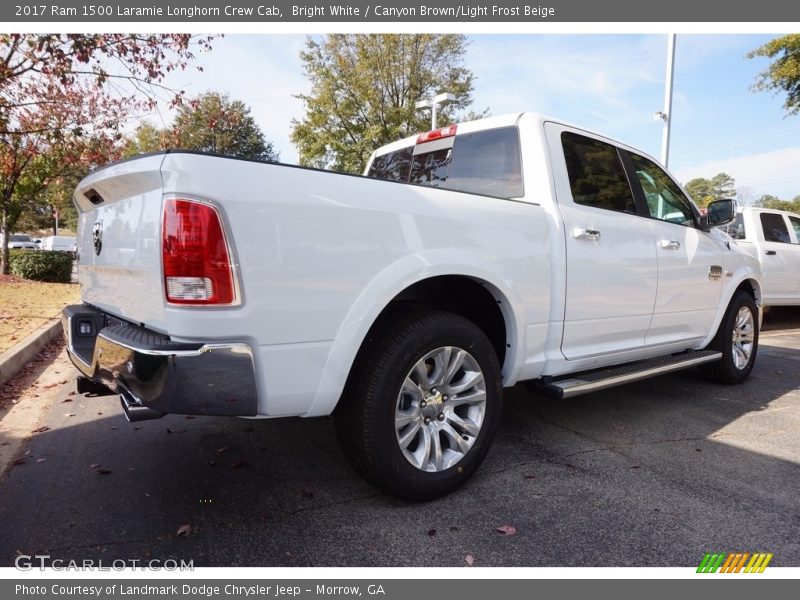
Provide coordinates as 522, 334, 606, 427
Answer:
73, 155, 167, 331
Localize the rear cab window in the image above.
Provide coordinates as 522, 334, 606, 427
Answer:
367, 126, 523, 199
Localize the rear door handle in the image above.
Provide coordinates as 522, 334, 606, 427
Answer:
766, 250, 777, 255
572, 227, 601, 241
660, 240, 681, 250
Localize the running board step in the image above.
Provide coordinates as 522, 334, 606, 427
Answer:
537, 350, 722, 399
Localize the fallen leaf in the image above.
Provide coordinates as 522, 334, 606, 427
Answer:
524, 474, 536, 479
66, 413, 76, 417
209, 460, 218, 466
90, 463, 101, 469
464, 554, 476, 567
185, 415, 196, 420
133, 426, 142, 431
43, 383, 58, 390
301, 488, 314, 498
176, 524, 192, 537
32, 426, 50, 433
0, 441, 9, 446
62, 397, 73, 403
496, 524, 517, 536
96, 469, 112, 475
216, 446, 230, 454
12, 459, 25, 466
36, 458, 47, 463
166, 428, 174, 434
449, 526, 460, 533
110, 426, 118, 430
427, 529, 436, 536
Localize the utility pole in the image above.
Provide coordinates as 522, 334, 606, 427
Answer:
654, 34, 677, 168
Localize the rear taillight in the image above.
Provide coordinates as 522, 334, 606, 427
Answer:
162, 198, 236, 305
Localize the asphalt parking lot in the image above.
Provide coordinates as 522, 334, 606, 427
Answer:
1, 309, 799, 568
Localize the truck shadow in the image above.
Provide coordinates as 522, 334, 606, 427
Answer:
1, 319, 799, 567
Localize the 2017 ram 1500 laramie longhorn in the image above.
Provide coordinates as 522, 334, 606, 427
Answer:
63, 113, 762, 500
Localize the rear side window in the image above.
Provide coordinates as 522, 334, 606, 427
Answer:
561, 132, 636, 213
760, 213, 791, 243
367, 126, 523, 198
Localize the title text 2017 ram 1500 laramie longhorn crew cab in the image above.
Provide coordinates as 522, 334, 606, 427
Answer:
64, 113, 762, 500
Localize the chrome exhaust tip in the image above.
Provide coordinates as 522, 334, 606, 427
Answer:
119, 389, 165, 422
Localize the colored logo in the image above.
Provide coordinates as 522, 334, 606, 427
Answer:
697, 552, 773, 573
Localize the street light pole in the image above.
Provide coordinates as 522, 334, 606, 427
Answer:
415, 92, 457, 130
660, 34, 676, 168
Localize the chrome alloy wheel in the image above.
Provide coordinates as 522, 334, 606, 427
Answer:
732, 306, 755, 370
394, 346, 486, 472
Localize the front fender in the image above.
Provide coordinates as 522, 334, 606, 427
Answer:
700, 263, 762, 349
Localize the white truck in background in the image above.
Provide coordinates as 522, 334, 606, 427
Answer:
720, 207, 800, 307
63, 113, 762, 500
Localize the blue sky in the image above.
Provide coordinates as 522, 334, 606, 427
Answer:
153, 34, 800, 201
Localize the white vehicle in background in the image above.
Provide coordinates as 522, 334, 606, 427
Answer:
1, 233, 39, 249
720, 207, 800, 307
42, 235, 78, 256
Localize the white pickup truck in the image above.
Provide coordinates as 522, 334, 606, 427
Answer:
64, 113, 762, 500
720, 206, 800, 306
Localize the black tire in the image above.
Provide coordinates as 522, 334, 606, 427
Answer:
701, 290, 759, 384
336, 310, 503, 501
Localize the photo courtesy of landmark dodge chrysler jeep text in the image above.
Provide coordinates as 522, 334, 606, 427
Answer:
63, 113, 762, 500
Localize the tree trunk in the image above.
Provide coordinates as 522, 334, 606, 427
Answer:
1, 210, 10, 276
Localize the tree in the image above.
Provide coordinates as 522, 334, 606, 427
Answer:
748, 34, 800, 116
121, 122, 167, 158
684, 173, 736, 207
170, 91, 278, 161
0, 34, 214, 274
291, 34, 484, 173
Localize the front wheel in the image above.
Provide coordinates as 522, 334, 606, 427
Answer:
336, 311, 503, 501
702, 290, 759, 384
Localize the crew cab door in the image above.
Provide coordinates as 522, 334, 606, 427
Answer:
545, 124, 658, 360
623, 152, 726, 345
757, 211, 800, 303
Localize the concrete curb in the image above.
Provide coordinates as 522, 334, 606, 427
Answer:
0, 319, 62, 388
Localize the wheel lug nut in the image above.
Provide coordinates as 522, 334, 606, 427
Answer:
424, 417, 431, 425
437, 413, 445, 421
443, 395, 448, 401
420, 400, 427, 408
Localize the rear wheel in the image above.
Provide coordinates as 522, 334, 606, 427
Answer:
336, 311, 503, 501
702, 290, 759, 384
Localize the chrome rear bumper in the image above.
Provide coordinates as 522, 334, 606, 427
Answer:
62, 304, 258, 421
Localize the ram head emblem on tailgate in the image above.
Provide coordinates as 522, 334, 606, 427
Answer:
92, 220, 103, 255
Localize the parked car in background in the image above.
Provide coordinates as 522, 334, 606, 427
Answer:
42, 235, 78, 256
719, 207, 800, 307
1, 233, 38, 249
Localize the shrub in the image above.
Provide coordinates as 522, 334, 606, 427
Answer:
9, 250, 73, 283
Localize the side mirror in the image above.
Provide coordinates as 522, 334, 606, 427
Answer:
703, 198, 736, 229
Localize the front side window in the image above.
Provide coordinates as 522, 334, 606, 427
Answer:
760, 213, 791, 243
561, 132, 636, 213
628, 153, 695, 227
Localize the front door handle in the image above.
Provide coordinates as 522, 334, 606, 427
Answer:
660, 240, 681, 250
572, 227, 601, 241
766, 250, 777, 255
